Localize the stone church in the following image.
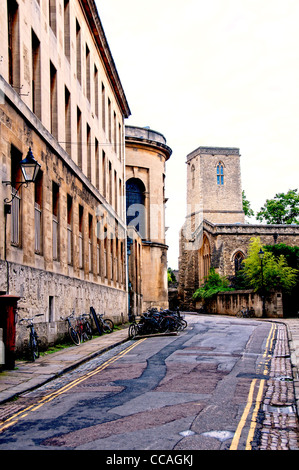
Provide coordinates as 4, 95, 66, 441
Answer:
178, 146, 299, 309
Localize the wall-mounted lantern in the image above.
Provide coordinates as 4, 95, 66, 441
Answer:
3, 147, 41, 211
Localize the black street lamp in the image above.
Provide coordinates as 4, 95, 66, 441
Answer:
258, 248, 266, 317
3, 147, 41, 208
2, 147, 41, 265
19, 147, 41, 184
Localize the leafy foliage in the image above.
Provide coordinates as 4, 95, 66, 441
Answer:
242, 237, 298, 293
242, 190, 254, 218
264, 243, 299, 269
192, 268, 233, 300
256, 189, 299, 225
167, 268, 177, 284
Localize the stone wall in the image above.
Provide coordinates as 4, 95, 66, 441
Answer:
179, 219, 299, 310
204, 221, 299, 278
0, 260, 127, 352
196, 290, 283, 318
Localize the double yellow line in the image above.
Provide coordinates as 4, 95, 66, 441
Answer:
0, 338, 146, 434
230, 323, 277, 450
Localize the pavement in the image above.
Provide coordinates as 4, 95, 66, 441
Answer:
0, 326, 130, 405
0, 315, 299, 449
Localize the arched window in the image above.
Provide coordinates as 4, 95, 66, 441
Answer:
126, 178, 146, 238
202, 235, 211, 279
217, 162, 224, 185
234, 251, 245, 274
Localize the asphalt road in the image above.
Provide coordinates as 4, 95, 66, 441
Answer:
0, 315, 278, 451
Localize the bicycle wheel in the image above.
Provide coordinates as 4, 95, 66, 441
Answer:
84, 321, 93, 340
128, 323, 138, 339
178, 318, 187, 330
236, 310, 243, 318
69, 327, 80, 345
160, 316, 177, 332
102, 320, 112, 333
248, 308, 255, 318
104, 318, 114, 331
30, 333, 39, 361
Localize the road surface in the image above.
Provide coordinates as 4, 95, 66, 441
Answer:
0, 314, 294, 451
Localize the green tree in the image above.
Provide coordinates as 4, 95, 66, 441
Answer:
242, 237, 298, 293
192, 268, 233, 300
256, 189, 299, 225
264, 243, 299, 314
167, 267, 177, 284
242, 190, 254, 218
264, 243, 299, 270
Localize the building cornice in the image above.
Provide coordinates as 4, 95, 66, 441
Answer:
186, 146, 240, 163
203, 219, 299, 236
125, 126, 172, 161
80, 0, 131, 118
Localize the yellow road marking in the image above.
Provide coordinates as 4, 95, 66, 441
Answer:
230, 323, 276, 450
230, 379, 257, 450
0, 338, 146, 433
245, 379, 265, 450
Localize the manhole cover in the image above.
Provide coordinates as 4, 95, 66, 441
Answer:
264, 404, 294, 414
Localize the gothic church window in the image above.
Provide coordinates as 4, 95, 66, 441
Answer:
203, 236, 211, 279
234, 251, 245, 274
217, 162, 224, 185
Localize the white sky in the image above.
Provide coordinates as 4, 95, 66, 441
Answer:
96, 0, 299, 269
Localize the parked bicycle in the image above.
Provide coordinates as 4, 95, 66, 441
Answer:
75, 314, 93, 342
62, 312, 80, 346
90, 307, 114, 335
80, 313, 93, 340
236, 306, 255, 318
162, 308, 187, 331
128, 308, 187, 339
19, 314, 43, 361
97, 313, 114, 334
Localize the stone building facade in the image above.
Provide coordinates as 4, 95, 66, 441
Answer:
179, 146, 299, 310
0, 0, 131, 351
125, 125, 172, 314
185, 146, 244, 228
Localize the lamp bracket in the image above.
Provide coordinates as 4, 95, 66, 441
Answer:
3, 180, 29, 204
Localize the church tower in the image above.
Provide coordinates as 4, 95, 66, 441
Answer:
186, 146, 244, 226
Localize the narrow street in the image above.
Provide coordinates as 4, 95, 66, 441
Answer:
0, 315, 298, 451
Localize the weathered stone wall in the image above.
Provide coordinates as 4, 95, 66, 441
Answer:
0, 0, 131, 354
0, 260, 127, 351
205, 222, 299, 278
186, 147, 244, 225
179, 219, 299, 311
196, 290, 283, 318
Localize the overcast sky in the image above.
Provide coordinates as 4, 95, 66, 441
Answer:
97, 0, 299, 269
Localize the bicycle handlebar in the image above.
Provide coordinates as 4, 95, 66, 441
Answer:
19, 313, 43, 323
